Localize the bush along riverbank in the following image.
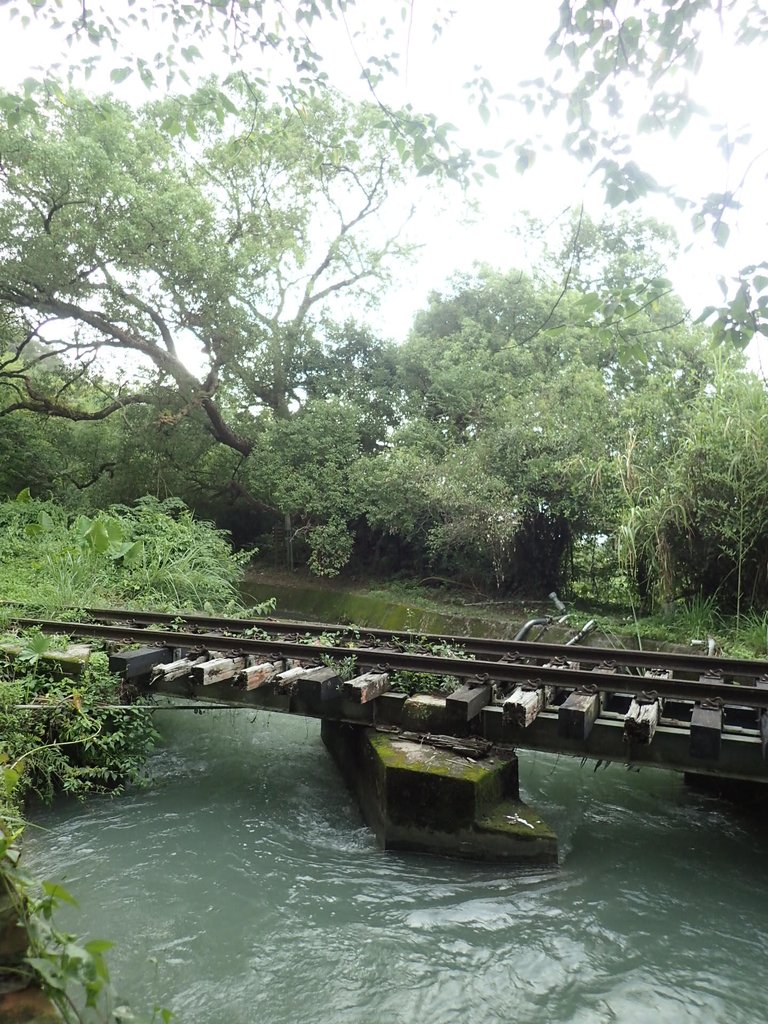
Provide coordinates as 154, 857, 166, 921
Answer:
0, 642, 167, 1022
0, 493, 255, 1022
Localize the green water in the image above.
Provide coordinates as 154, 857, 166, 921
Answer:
25, 708, 768, 1024
242, 578, 547, 638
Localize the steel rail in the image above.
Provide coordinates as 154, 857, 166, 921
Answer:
15, 618, 768, 709
11, 609, 768, 681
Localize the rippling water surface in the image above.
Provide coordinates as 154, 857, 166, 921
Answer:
24, 709, 768, 1024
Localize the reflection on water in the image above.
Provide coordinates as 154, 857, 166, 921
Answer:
25, 709, 768, 1024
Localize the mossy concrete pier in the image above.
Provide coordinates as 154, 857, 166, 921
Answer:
321, 721, 557, 864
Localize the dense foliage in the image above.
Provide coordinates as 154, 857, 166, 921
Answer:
0, 649, 159, 806
0, 14, 765, 612
618, 355, 768, 614
5, 198, 768, 613
0, 493, 249, 613
0, 492, 249, 809
0, 493, 250, 1021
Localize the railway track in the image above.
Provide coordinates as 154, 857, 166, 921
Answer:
9, 609, 768, 708
7, 606, 768, 780
10, 605, 768, 681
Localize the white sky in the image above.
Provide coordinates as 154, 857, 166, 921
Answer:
0, 0, 766, 368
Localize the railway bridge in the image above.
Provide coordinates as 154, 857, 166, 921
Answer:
15, 608, 768, 864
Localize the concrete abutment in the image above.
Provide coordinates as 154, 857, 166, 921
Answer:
321, 721, 557, 864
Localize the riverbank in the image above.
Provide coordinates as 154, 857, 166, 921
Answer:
241, 567, 579, 641
244, 567, 548, 621
242, 566, 768, 658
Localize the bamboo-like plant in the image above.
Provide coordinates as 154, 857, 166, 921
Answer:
616, 355, 768, 616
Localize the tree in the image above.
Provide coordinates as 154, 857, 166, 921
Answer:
242, 399, 368, 575
303, 320, 401, 453
360, 235, 716, 595
0, 77, 413, 454
0, 0, 472, 182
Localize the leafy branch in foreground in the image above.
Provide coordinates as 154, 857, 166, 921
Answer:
516, 0, 768, 346
0, 0, 472, 182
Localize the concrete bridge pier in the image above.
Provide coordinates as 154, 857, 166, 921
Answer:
321, 721, 557, 864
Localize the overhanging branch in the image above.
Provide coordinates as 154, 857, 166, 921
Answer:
0, 389, 153, 421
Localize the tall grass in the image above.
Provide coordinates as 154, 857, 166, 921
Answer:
734, 610, 768, 657
0, 494, 251, 615
671, 594, 721, 642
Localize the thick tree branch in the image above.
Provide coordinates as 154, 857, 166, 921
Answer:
0, 387, 152, 421
200, 396, 254, 456
97, 268, 179, 356
224, 477, 277, 514
1, 292, 254, 455
60, 461, 117, 490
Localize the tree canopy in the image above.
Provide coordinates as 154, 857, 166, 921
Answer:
0, 76, 412, 447
1, 1, 767, 611
3, 0, 766, 345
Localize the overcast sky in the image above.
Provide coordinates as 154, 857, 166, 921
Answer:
1, 0, 766, 367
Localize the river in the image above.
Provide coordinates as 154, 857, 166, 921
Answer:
24, 705, 768, 1024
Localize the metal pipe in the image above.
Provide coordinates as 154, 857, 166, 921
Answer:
565, 619, 596, 646
513, 618, 551, 641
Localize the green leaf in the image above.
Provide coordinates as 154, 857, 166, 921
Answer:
515, 145, 535, 173
2, 766, 20, 797
110, 67, 133, 84
63, 941, 93, 963
74, 515, 93, 537
121, 539, 144, 566
714, 221, 730, 247
18, 632, 53, 664
693, 305, 717, 324
105, 518, 124, 544
84, 938, 114, 955
15, 487, 31, 503
26, 957, 66, 991
85, 520, 110, 553
579, 293, 602, 315
41, 881, 79, 907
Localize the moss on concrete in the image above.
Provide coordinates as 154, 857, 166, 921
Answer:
369, 732, 495, 782
322, 721, 558, 863
476, 799, 557, 844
